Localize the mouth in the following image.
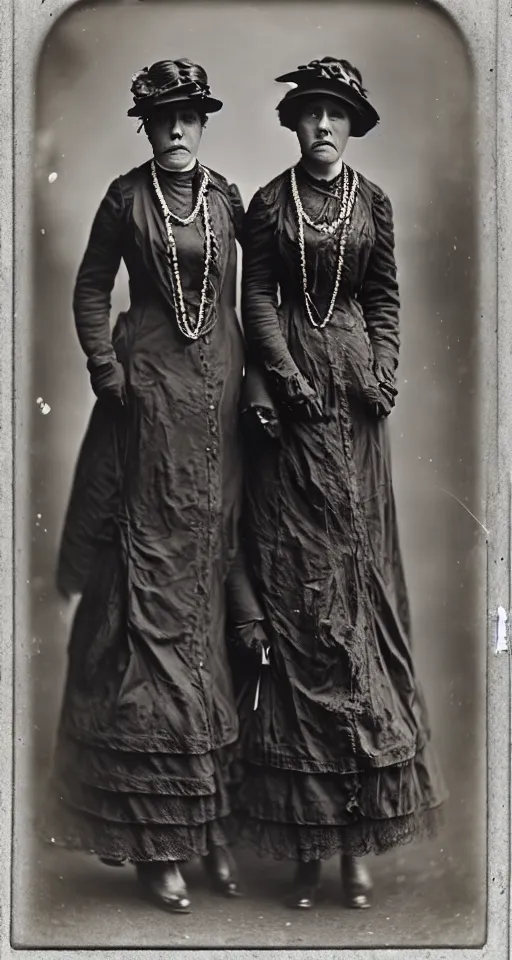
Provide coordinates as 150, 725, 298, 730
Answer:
312, 141, 336, 151
166, 146, 189, 155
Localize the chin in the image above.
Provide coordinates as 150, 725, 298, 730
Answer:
308, 149, 341, 164
158, 153, 194, 172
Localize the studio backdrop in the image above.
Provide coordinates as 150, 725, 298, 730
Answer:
15, 0, 485, 948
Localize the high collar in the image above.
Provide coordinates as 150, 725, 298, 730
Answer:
154, 158, 199, 183
297, 159, 344, 188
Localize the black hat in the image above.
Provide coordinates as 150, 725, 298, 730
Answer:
276, 57, 379, 138
128, 59, 223, 118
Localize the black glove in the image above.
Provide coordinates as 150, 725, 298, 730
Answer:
243, 404, 282, 440
282, 373, 326, 424
231, 619, 270, 658
373, 361, 398, 418
87, 357, 127, 405
292, 392, 326, 424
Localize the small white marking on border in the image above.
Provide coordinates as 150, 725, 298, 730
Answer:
495, 606, 508, 653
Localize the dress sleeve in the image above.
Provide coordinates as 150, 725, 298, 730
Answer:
359, 188, 400, 375
220, 236, 238, 311
227, 182, 245, 245
73, 178, 125, 364
225, 547, 265, 625
242, 190, 303, 387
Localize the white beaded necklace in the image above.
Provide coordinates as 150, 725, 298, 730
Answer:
291, 164, 347, 235
290, 164, 359, 329
151, 159, 214, 341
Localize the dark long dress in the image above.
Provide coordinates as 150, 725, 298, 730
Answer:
234, 164, 446, 861
41, 161, 246, 862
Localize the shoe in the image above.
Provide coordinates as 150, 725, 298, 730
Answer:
202, 846, 243, 898
285, 860, 321, 909
136, 862, 191, 914
341, 855, 373, 909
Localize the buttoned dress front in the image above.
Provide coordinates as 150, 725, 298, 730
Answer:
42, 161, 246, 861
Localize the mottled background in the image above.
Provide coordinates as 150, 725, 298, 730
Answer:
18, 0, 485, 948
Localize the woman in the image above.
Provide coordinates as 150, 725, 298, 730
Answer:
41, 59, 246, 913
234, 57, 446, 910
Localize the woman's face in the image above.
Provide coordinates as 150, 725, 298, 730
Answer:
296, 96, 351, 169
146, 105, 204, 171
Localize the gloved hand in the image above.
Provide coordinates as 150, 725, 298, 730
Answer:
292, 391, 326, 424
243, 404, 282, 440
287, 374, 326, 424
231, 619, 270, 658
373, 361, 398, 418
87, 357, 127, 405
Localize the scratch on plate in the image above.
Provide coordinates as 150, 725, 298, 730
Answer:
435, 485, 489, 537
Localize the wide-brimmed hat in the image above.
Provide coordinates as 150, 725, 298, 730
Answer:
127, 59, 223, 118
276, 57, 379, 138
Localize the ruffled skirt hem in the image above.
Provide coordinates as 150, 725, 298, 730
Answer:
230, 738, 447, 861
37, 802, 234, 862
234, 805, 444, 861
38, 735, 237, 862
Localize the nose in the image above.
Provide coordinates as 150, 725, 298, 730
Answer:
170, 117, 183, 139
316, 111, 331, 135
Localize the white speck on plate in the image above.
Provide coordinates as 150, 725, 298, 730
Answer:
48, 172, 58, 184
36, 397, 51, 415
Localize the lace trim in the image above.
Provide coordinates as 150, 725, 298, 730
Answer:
235, 806, 444, 862
37, 805, 235, 862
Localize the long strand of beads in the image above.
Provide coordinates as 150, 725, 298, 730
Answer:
151, 161, 216, 341
290, 165, 349, 235
291, 164, 359, 329
151, 159, 209, 224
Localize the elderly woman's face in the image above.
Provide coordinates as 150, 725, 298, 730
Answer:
296, 96, 351, 168
146, 105, 204, 171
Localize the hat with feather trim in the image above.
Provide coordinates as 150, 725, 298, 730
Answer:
276, 57, 379, 137
128, 58, 223, 118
